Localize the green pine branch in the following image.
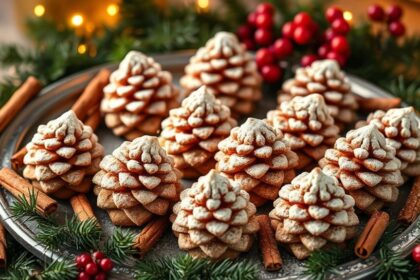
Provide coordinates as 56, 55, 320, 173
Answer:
302, 245, 354, 280
103, 228, 137, 265
135, 254, 258, 280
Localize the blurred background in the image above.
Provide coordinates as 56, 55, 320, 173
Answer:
0, 0, 419, 109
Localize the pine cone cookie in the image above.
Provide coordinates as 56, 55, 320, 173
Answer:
320, 124, 404, 213
269, 167, 359, 260
101, 51, 179, 140
180, 32, 262, 116
160, 86, 237, 179
267, 94, 339, 170
215, 118, 298, 207
363, 107, 420, 176
23, 111, 104, 199
278, 59, 358, 128
171, 169, 259, 260
93, 136, 182, 226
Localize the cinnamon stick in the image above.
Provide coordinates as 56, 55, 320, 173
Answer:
70, 194, 97, 223
398, 176, 420, 224
0, 223, 6, 268
0, 77, 42, 133
71, 69, 110, 121
257, 215, 282, 271
85, 108, 102, 131
11, 147, 27, 171
358, 97, 401, 113
355, 211, 389, 259
0, 167, 57, 215
134, 216, 169, 257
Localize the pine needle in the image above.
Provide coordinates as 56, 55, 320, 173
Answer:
302, 245, 354, 280
40, 259, 78, 280
135, 255, 258, 280
103, 228, 136, 265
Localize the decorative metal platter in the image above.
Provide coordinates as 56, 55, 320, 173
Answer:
0, 51, 419, 280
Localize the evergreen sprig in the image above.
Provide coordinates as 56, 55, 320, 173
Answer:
375, 248, 417, 280
9, 189, 44, 223
302, 245, 354, 280
135, 254, 258, 280
36, 217, 101, 251
0, 251, 77, 280
103, 228, 137, 265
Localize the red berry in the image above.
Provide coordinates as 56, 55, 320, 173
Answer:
256, 3, 274, 15
99, 258, 114, 272
331, 18, 350, 34
324, 28, 338, 42
318, 44, 330, 58
282, 22, 295, 39
92, 251, 105, 261
256, 13, 273, 29
261, 65, 282, 83
411, 245, 420, 263
78, 272, 90, 280
255, 48, 274, 67
367, 4, 385, 21
272, 38, 294, 58
326, 51, 346, 67
325, 7, 343, 23
243, 39, 255, 50
388, 21, 406, 37
254, 28, 272, 45
293, 26, 312, 45
386, 5, 403, 21
85, 262, 98, 276
330, 36, 349, 55
95, 272, 107, 280
294, 12, 313, 27
247, 12, 258, 26
77, 253, 92, 268
300, 54, 318, 67
236, 25, 253, 39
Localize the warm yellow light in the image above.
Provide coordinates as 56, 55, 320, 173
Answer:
107, 4, 119, 16
71, 14, 84, 27
77, 44, 87, 54
197, 0, 209, 11
34, 4, 45, 17
343, 11, 353, 22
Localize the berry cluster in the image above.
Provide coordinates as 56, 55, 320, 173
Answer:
76, 251, 114, 280
315, 6, 351, 67
237, 2, 275, 50
237, 3, 353, 83
367, 4, 406, 37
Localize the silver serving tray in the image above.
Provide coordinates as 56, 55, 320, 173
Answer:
0, 52, 419, 280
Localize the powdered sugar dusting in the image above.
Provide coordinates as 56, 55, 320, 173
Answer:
344, 125, 389, 159
232, 118, 279, 146
280, 94, 333, 129
39, 110, 84, 145
181, 86, 220, 116
382, 107, 419, 138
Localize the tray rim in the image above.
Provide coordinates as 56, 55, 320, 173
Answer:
0, 52, 419, 280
